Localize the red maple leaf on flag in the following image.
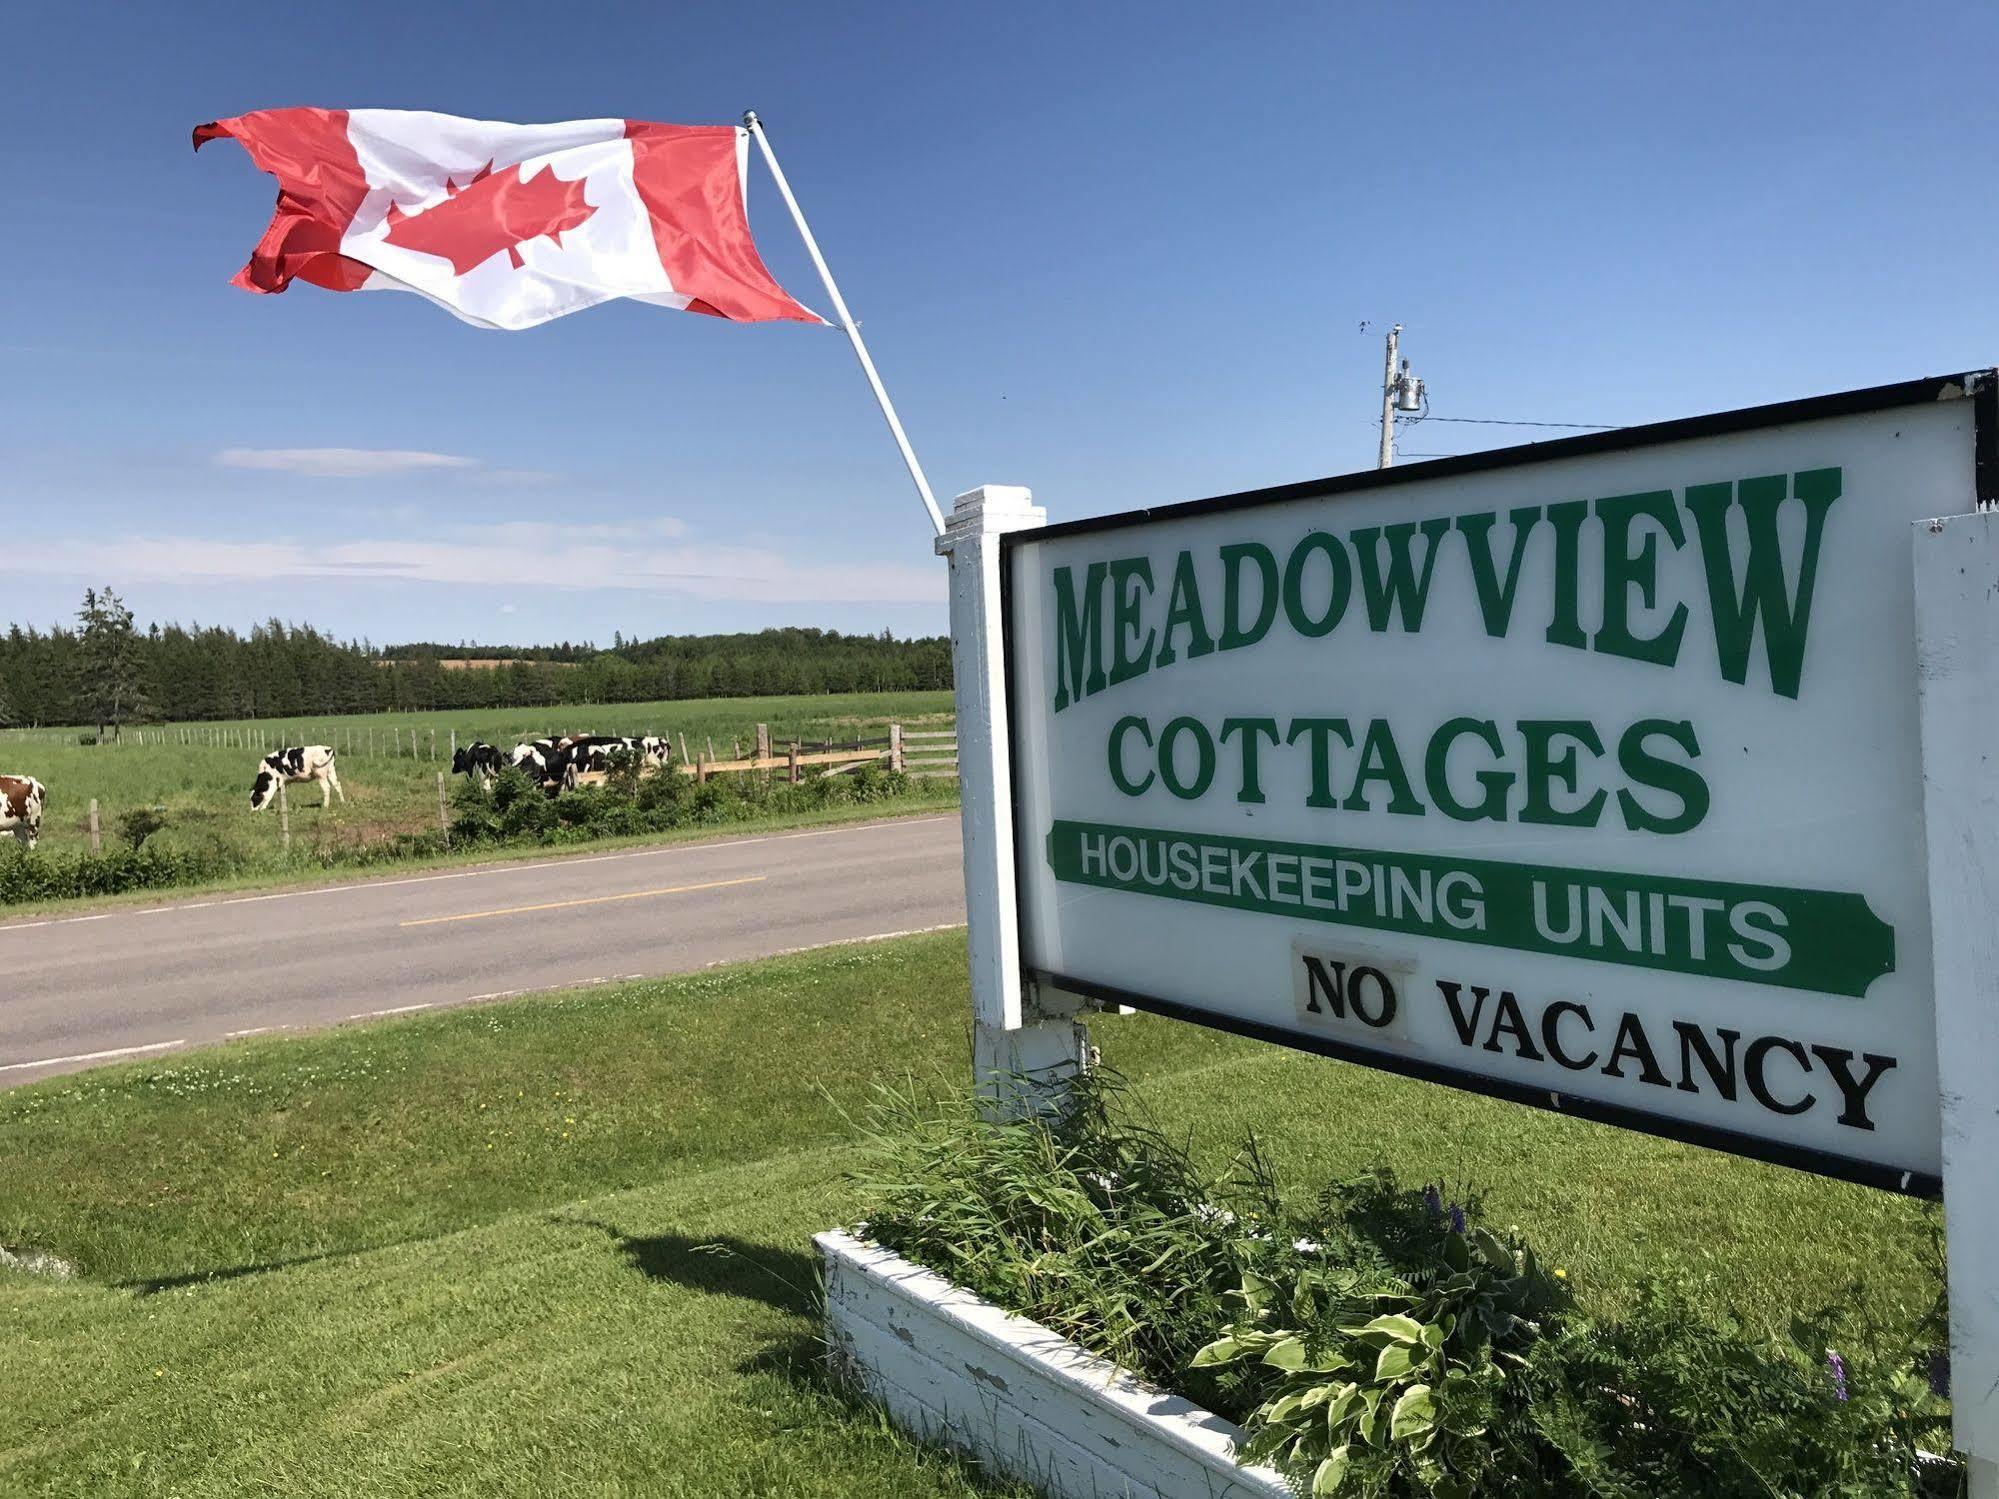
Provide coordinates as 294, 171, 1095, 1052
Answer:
381, 161, 598, 276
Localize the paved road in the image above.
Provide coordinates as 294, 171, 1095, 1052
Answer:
0, 815, 966, 1087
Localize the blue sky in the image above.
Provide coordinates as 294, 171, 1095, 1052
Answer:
5, 2, 1998, 648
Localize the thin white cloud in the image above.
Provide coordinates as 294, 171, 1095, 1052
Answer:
215, 447, 483, 478
486, 518, 690, 544
13, 531, 942, 606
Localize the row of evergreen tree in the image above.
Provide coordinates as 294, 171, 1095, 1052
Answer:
0, 589, 953, 730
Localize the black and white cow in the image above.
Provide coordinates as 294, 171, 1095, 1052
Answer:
511, 735, 662, 792
510, 739, 556, 780
452, 741, 506, 791
546, 735, 649, 784
250, 746, 345, 811
0, 774, 45, 850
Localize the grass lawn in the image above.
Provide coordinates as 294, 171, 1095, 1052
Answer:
0, 932, 1942, 1496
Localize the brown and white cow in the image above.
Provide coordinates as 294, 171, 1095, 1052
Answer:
0, 775, 44, 850
250, 746, 345, 811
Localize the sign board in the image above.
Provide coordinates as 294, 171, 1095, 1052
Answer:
1005, 373, 1998, 1195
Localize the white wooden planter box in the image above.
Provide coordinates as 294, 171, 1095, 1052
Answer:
817, 1230, 1290, 1499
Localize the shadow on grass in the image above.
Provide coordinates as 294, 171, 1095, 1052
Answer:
117, 1237, 428, 1296
569, 1218, 837, 1383
568, 1217, 1035, 1494
569, 1218, 820, 1316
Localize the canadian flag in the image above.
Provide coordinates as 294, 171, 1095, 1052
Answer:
195, 109, 825, 331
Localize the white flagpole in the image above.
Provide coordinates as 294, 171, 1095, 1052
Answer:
743, 110, 947, 537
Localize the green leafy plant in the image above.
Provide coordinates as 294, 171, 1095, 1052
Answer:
115, 806, 168, 851
851, 1070, 1282, 1387
850, 1080, 1962, 1498
1192, 1176, 1560, 1496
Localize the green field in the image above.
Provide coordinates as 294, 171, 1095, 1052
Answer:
0, 931, 1940, 1497
0, 690, 955, 872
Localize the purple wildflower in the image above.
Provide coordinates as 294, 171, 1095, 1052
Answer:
1825, 1350, 1848, 1403
1423, 1186, 1442, 1220
1447, 1203, 1466, 1235
1928, 1350, 1951, 1399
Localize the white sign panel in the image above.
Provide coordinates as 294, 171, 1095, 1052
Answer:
1008, 378, 1990, 1191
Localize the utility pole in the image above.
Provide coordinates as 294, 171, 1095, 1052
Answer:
1377, 324, 1426, 469
1379, 324, 1401, 469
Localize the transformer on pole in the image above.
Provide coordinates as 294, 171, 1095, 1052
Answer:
1377, 323, 1425, 468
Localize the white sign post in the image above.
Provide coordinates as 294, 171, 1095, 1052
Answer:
1915, 508, 1999, 1488
940, 484, 1089, 1108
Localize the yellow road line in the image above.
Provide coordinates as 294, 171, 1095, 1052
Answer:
400, 875, 766, 928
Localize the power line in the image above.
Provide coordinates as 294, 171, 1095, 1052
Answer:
1421, 416, 1623, 430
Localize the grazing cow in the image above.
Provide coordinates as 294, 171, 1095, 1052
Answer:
452, 741, 506, 791
0, 774, 45, 850
510, 740, 555, 780
547, 735, 647, 784
636, 736, 672, 768
250, 746, 345, 811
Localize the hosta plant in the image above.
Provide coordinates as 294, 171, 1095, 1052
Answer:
1193, 1185, 1562, 1497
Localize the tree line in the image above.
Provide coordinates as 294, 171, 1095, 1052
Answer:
0, 588, 953, 731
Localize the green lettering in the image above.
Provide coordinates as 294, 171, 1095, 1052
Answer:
1685, 468, 1840, 699
1108, 557, 1155, 687
1425, 717, 1512, 823
1158, 716, 1216, 800
1221, 717, 1281, 804
1281, 531, 1351, 638
1595, 490, 1689, 668
1153, 550, 1214, 668
1520, 719, 1608, 827
1545, 499, 1589, 650
1616, 719, 1708, 834
1051, 561, 1108, 712
1455, 507, 1542, 638
1344, 720, 1425, 816
1218, 543, 1280, 651
1352, 517, 1453, 632
1285, 718, 1354, 809
1108, 715, 1154, 796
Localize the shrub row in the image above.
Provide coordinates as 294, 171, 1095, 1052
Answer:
445, 761, 917, 850
0, 763, 938, 906
0, 844, 238, 904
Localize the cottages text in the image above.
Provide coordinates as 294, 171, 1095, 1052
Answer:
1047, 468, 1839, 834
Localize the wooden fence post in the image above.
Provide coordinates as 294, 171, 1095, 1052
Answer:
756, 723, 770, 762
437, 771, 451, 851
410, 728, 418, 759
679, 732, 691, 765
430, 728, 437, 762
789, 742, 801, 784
450, 729, 457, 765
88, 799, 100, 854
706, 735, 716, 762
697, 754, 708, 784
277, 778, 290, 853
890, 721, 904, 773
